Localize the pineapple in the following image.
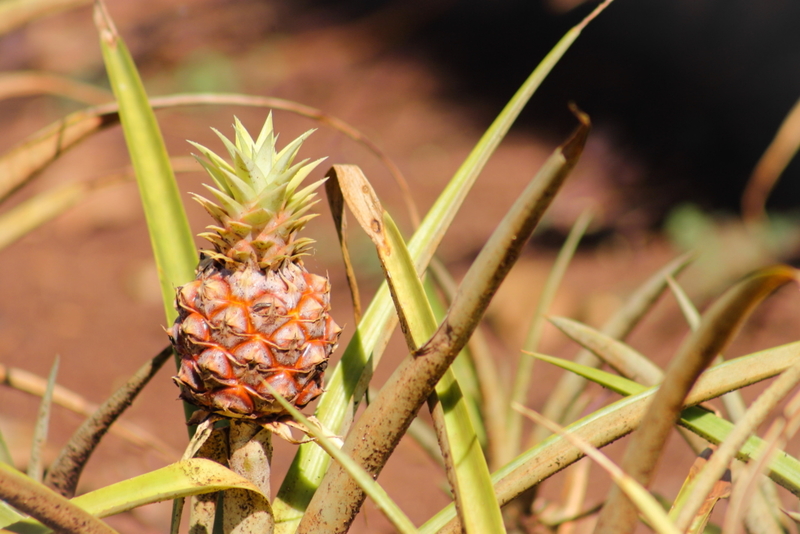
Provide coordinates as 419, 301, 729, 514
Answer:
169, 114, 341, 423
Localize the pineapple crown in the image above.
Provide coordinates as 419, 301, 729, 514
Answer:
189, 113, 326, 269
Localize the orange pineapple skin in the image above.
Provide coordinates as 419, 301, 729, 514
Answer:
170, 257, 341, 421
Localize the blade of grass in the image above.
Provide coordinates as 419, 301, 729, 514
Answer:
299, 112, 589, 534
421, 341, 800, 534
668, 448, 731, 534
514, 404, 681, 534
274, 2, 606, 521
44, 346, 173, 498
94, 0, 197, 324
504, 208, 593, 466
532, 251, 695, 445
28, 357, 59, 482
594, 265, 798, 534
325, 164, 503, 534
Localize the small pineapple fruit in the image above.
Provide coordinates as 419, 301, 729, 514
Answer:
170, 114, 341, 423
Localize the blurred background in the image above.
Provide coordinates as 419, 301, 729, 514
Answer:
0, 1, 799, 532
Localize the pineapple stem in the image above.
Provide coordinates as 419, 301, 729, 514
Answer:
223, 421, 274, 533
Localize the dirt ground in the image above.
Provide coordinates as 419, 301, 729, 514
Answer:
1, 1, 799, 533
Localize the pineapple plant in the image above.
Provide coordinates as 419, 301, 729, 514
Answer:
169, 114, 341, 424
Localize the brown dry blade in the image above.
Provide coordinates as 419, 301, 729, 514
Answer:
0, 71, 112, 105
0, 103, 118, 203
593, 265, 799, 534
0, 94, 413, 220
669, 448, 732, 534
327, 164, 386, 248
325, 172, 363, 324
742, 96, 800, 222
325, 164, 423, 347
43, 345, 174, 498
297, 108, 590, 534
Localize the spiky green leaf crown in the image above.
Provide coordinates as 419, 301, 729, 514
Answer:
189, 114, 326, 269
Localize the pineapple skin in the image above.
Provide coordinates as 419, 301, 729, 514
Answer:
169, 115, 341, 422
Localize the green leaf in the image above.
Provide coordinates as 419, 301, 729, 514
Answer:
548, 316, 664, 386
0, 501, 24, 529
94, 1, 197, 325
532, 251, 694, 446
594, 265, 798, 534
301, 112, 589, 534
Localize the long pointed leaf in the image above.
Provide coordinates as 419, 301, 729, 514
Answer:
515, 405, 681, 534
674, 357, 800, 530
94, 1, 197, 324
0, 93, 404, 208
4, 459, 267, 534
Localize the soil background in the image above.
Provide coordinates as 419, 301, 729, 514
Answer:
1, 1, 800, 532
